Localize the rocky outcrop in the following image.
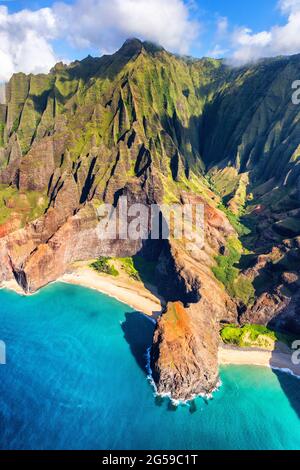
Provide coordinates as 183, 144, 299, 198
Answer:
241, 262, 300, 333
151, 248, 236, 400
151, 195, 237, 400
0, 200, 146, 292
151, 301, 219, 401
155, 241, 201, 305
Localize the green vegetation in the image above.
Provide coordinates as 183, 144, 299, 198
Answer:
24, 191, 49, 221
0, 186, 16, 224
209, 167, 240, 198
0, 122, 4, 147
11, 118, 19, 134
212, 237, 255, 305
220, 324, 278, 349
221, 323, 299, 350
213, 169, 248, 209
0, 186, 48, 226
117, 257, 141, 281
218, 203, 251, 237
212, 236, 241, 285
207, 173, 251, 237
90, 256, 155, 283
90, 257, 119, 277
233, 276, 255, 305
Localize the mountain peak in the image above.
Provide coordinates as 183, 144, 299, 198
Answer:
123, 38, 143, 47
118, 38, 143, 56
118, 38, 165, 57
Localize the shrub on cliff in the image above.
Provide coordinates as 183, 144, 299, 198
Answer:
90, 257, 119, 277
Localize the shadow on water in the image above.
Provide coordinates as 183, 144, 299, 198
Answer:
121, 311, 210, 413
272, 368, 300, 419
121, 312, 155, 374
270, 343, 300, 420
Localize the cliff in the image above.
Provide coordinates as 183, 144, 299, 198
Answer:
0, 40, 299, 400
151, 301, 220, 401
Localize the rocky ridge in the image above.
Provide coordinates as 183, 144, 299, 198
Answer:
0, 40, 299, 400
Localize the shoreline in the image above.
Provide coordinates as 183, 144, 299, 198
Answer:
1, 270, 300, 380
59, 266, 164, 319
219, 344, 300, 378
0, 266, 164, 318
0, 279, 26, 295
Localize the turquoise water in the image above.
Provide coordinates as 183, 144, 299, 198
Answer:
0, 283, 299, 450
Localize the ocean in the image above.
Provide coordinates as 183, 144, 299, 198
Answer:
0, 282, 299, 450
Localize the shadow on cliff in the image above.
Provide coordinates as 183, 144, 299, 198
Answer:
121, 311, 156, 375
132, 240, 166, 311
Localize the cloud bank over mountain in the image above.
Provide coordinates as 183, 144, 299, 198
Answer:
1, 0, 300, 81
54, 0, 199, 54
0, 0, 198, 81
229, 0, 300, 63
0, 6, 57, 81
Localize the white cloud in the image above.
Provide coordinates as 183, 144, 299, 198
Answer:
231, 0, 300, 64
4, 0, 300, 79
0, 6, 58, 81
207, 44, 229, 59
216, 16, 228, 37
206, 16, 229, 59
0, 0, 199, 81
53, 0, 199, 55
279, 0, 300, 13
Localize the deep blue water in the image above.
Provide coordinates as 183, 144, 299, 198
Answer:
0, 282, 299, 450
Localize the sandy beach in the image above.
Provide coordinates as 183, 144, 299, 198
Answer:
60, 266, 164, 318
59, 268, 300, 380
1, 267, 300, 379
0, 278, 25, 295
219, 344, 300, 378
57, 268, 300, 379
0, 264, 164, 318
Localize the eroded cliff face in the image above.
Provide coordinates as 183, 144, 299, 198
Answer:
0, 40, 222, 292
151, 302, 220, 401
199, 56, 300, 337
0, 40, 300, 401
150, 194, 237, 399
239, 238, 300, 333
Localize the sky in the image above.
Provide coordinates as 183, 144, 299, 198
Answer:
1, 0, 300, 80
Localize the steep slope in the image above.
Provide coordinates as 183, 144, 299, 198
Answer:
0, 40, 233, 400
0, 39, 229, 289
200, 55, 300, 334
202, 56, 300, 181
0, 40, 299, 400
